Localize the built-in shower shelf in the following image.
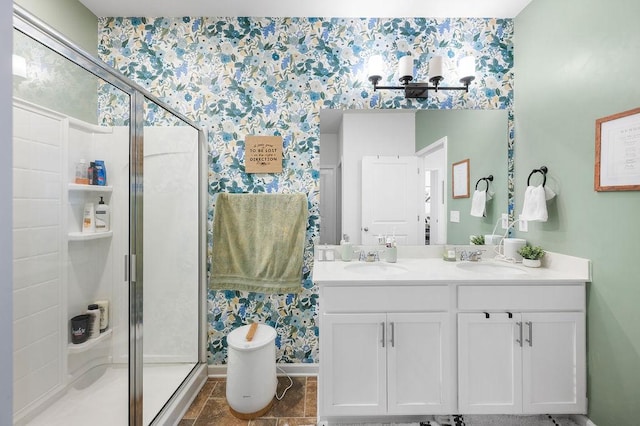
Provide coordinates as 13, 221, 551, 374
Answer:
68, 183, 113, 193
68, 329, 113, 354
68, 231, 113, 241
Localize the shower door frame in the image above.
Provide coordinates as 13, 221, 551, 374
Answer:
13, 5, 208, 425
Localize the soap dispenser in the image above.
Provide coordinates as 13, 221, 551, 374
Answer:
95, 196, 110, 233
340, 234, 353, 262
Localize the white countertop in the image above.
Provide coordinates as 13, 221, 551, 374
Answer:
312, 246, 591, 285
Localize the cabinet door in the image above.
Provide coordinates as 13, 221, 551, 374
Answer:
387, 312, 451, 414
322, 313, 387, 416
522, 312, 586, 414
458, 313, 522, 414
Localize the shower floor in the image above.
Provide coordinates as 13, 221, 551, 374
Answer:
27, 363, 195, 426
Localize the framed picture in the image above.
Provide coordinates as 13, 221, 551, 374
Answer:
452, 159, 470, 199
595, 107, 640, 191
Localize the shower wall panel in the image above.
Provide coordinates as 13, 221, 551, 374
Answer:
12, 103, 65, 415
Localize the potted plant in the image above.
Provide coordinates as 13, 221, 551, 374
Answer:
518, 244, 545, 267
470, 235, 485, 245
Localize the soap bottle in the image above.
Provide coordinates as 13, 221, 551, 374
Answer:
86, 304, 101, 339
95, 300, 109, 333
95, 197, 110, 233
340, 234, 352, 262
385, 237, 397, 263
82, 203, 95, 233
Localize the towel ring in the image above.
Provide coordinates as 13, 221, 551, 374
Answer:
527, 166, 548, 187
474, 175, 493, 192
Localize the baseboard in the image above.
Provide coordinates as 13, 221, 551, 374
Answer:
208, 362, 318, 378
569, 414, 597, 426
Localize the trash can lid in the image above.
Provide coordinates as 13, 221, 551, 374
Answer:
227, 324, 277, 351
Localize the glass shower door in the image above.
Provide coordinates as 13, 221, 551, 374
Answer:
141, 98, 201, 424
12, 27, 131, 425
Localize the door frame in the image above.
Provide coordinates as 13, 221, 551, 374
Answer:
416, 137, 448, 245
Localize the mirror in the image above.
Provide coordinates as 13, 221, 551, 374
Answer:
319, 109, 508, 246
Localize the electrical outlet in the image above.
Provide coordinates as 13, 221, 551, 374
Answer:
450, 210, 460, 223
501, 213, 509, 229
518, 215, 528, 232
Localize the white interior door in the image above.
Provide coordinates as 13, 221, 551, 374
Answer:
361, 156, 420, 245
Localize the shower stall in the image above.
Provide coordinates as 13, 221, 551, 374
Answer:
12, 6, 207, 425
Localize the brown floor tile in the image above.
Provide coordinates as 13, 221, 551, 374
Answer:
193, 398, 249, 426
210, 379, 226, 398
249, 419, 278, 426
183, 380, 217, 419
304, 377, 317, 418
184, 376, 317, 425
268, 377, 305, 418
275, 418, 317, 426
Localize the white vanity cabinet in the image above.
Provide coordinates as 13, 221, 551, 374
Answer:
319, 285, 452, 419
314, 254, 590, 424
457, 285, 586, 415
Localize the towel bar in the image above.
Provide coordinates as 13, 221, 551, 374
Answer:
474, 175, 493, 192
527, 166, 548, 187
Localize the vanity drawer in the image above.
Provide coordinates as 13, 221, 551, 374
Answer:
457, 285, 585, 311
322, 285, 448, 313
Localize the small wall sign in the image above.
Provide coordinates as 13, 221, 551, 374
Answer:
245, 135, 283, 173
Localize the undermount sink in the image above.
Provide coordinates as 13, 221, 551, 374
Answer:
344, 262, 409, 276
456, 261, 529, 275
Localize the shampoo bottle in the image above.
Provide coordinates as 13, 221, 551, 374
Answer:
86, 304, 101, 339
82, 203, 95, 233
95, 197, 110, 233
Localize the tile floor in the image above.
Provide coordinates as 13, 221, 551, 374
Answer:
180, 377, 582, 426
179, 376, 317, 426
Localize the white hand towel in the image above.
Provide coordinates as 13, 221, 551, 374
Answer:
520, 185, 548, 222
470, 190, 487, 217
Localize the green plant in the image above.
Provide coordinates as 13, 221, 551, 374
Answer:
470, 235, 485, 245
518, 244, 545, 260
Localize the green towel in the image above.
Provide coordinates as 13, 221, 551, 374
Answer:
209, 193, 308, 294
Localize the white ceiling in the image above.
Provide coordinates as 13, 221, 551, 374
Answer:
79, 0, 533, 18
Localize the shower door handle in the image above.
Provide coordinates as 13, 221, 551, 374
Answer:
125, 254, 137, 283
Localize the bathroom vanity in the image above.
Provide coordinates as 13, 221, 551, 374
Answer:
313, 248, 590, 425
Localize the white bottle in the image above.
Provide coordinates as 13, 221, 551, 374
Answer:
86, 304, 101, 339
82, 203, 95, 233
95, 197, 110, 233
95, 300, 109, 332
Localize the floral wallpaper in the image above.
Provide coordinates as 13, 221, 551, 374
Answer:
97, 16, 514, 365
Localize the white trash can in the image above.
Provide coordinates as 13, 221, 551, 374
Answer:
226, 323, 277, 419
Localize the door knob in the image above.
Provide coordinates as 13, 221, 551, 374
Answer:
363, 227, 369, 232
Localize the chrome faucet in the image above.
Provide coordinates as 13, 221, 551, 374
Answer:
459, 249, 484, 262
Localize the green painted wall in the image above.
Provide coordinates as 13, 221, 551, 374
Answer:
416, 110, 508, 244
15, 0, 98, 55
514, 0, 640, 424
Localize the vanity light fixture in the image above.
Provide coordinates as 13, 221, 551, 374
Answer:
367, 54, 475, 99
